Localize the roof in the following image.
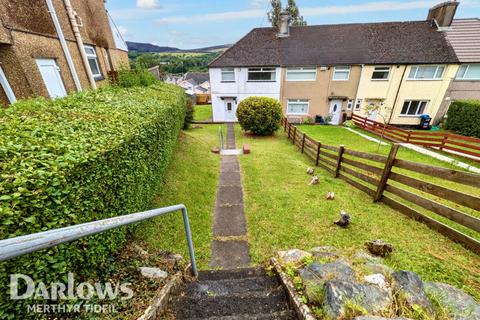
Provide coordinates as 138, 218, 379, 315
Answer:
209, 21, 459, 67
445, 19, 480, 62
184, 72, 209, 85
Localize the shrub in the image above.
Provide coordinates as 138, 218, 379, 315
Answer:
184, 98, 194, 129
0, 83, 186, 317
445, 100, 480, 138
115, 67, 157, 88
236, 96, 282, 135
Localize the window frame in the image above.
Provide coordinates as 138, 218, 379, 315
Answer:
371, 66, 391, 81
247, 67, 276, 82
84, 45, 102, 80
354, 99, 362, 111
347, 99, 354, 110
287, 99, 310, 115
456, 64, 480, 80
286, 67, 317, 81
400, 100, 428, 116
332, 66, 351, 81
407, 65, 445, 80
221, 68, 235, 82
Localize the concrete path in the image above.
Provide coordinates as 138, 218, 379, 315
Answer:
210, 123, 250, 269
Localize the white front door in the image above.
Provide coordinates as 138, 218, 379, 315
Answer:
329, 100, 343, 125
36, 58, 67, 99
225, 99, 236, 122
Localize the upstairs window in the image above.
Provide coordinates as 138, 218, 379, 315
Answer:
287, 99, 309, 114
84, 45, 102, 79
408, 65, 444, 80
371, 66, 390, 80
333, 66, 350, 81
400, 100, 428, 116
248, 67, 276, 81
456, 64, 480, 80
221, 68, 235, 82
286, 67, 316, 81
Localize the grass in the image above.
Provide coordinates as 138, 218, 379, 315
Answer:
235, 126, 480, 300
134, 125, 221, 269
194, 104, 212, 121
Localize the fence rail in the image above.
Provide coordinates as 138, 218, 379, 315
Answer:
281, 118, 480, 254
351, 114, 480, 161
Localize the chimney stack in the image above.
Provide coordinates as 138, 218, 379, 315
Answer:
427, 1, 459, 28
277, 12, 291, 38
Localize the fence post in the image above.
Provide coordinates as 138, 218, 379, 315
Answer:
374, 143, 400, 202
287, 123, 291, 139
301, 133, 306, 153
284, 118, 287, 132
334, 145, 345, 178
292, 126, 297, 144
315, 142, 321, 166
406, 131, 411, 143
440, 135, 448, 151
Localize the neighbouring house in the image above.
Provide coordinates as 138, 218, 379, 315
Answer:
209, 2, 470, 125
0, 0, 128, 107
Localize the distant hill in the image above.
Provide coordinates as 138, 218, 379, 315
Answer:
126, 41, 231, 53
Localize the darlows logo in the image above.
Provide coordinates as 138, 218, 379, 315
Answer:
10, 273, 133, 301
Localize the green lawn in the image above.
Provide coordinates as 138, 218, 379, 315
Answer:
194, 104, 212, 121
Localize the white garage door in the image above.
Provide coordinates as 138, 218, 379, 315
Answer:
36, 58, 67, 99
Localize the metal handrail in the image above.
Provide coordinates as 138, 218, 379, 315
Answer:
0, 204, 198, 276
219, 126, 224, 151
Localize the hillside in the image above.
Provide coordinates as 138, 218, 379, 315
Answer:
127, 41, 231, 53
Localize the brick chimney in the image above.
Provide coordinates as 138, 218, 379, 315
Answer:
277, 12, 291, 38
427, 1, 459, 28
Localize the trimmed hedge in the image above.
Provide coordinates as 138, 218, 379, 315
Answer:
445, 100, 480, 138
236, 96, 282, 136
0, 83, 186, 317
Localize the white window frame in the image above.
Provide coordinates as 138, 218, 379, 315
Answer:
456, 64, 480, 80
221, 68, 235, 82
407, 65, 445, 80
286, 67, 317, 81
332, 66, 350, 81
347, 99, 354, 110
354, 99, 362, 110
247, 67, 276, 82
0, 66, 16, 104
84, 45, 102, 79
371, 66, 390, 81
400, 100, 428, 116
287, 99, 309, 115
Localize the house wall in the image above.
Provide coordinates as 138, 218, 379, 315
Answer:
281, 66, 361, 121
209, 67, 281, 122
435, 80, 480, 124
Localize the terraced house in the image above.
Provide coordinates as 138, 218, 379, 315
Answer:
210, 1, 479, 126
0, 0, 128, 107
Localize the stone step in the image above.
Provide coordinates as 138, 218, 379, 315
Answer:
173, 289, 289, 319
186, 310, 298, 320
184, 276, 281, 298
198, 268, 267, 281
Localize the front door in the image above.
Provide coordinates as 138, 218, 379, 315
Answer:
225, 99, 236, 122
36, 58, 67, 99
329, 100, 342, 125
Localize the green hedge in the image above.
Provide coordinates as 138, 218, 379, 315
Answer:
445, 100, 480, 138
0, 83, 186, 317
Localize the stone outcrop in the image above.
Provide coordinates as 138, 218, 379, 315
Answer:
425, 282, 480, 320
392, 271, 433, 314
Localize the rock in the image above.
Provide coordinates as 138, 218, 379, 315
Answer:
324, 280, 391, 319
364, 273, 388, 290
326, 191, 335, 200
392, 271, 433, 314
309, 176, 319, 185
365, 263, 394, 276
365, 240, 394, 257
139, 267, 168, 280
353, 316, 413, 320
277, 249, 312, 264
307, 167, 315, 175
353, 251, 382, 263
334, 210, 350, 227
311, 246, 339, 259
424, 282, 480, 320
211, 147, 220, 154
165, 253, 184, 263
300, 261, 356, 284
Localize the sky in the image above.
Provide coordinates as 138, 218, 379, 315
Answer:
106, 0, 480, 49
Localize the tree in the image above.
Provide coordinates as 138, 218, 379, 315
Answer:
268, 0, 307, 28
364, 101, 393, 152
268, 0, 283, 29
287, 0, 307, 26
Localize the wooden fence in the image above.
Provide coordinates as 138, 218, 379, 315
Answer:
351, 114, 480, 161
281, 118, 480, 254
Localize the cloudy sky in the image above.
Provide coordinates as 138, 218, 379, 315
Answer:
107, 0, 480, 49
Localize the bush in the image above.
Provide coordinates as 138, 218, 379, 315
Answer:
184, 98, 194, 129
0, 83, 186, 317
115, 67, 157, 88
445, 100, 480, 138
236, 96, 282, 135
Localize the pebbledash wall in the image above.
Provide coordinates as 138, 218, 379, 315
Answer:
0, 0, 129, 106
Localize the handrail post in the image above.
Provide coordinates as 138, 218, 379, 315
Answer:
181, 206, 198, 277
374, 144, 400, 202
334, 145, 345, 178
301, 133, 306, 153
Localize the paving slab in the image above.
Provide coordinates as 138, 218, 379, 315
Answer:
210, 240, 250, 269
220, 161, 240, 173
219, 172, 242, 186
216, 186, 243, 205
213, 205, 247, 237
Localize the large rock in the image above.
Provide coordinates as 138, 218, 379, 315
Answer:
353, 251, 382, 263
425, 282, 480, 320
300, 261, 356, 284
365, 240, 394, 257
392, 271, 433, 314
353, 317, 413, 320
311, 246, 339, 260
364, 273, 388, 290
365, 263, 394, 276
324, 280, 391, 319
277, 249, 312, 264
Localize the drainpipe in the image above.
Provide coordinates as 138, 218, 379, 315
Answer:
45, 0, 82, 91
63, 0, 97, 90
388, 65, 407, 124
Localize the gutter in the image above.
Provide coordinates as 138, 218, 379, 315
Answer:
63, 0, 96, 90
45, 0, 82, 91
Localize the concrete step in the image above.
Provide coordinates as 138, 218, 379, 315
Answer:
184, 276, 281, 298
174, 289, 289, 319
198, 268, 267, 281
186, 310, 298, 320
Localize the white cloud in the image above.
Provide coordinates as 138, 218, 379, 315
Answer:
250, 0, 269, 9
117, 26, 129, 37
136, 0, 161, 9
158, 8, 265, 24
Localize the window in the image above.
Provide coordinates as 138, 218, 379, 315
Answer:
371, 66, 390, 80
221, 68, 235, 82
400, 100, 428, 116
84, 45, 102, 79
247, 67, 276, 81
408, 65, 444, 80
332, 66, 350, 81
355, 99, 362, 110
347, 99, 354, 110
456, 64, 480, 80
286, 67, 316, 81
287, 99, 309, 115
